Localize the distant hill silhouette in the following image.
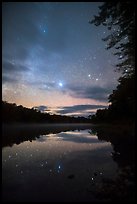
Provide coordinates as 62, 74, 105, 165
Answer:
2, 101, 91, 124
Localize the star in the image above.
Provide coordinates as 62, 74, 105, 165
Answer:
124, 36, 128, 40
2, 2, 123, 118
59, 82, 63, 87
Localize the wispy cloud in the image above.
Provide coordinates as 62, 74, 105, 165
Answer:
66, 84, 112, 102
55, 104, 108, 114
33, 105, 48, 112
2, 75, 18, 84
2, 60, 29, 73
34, 104, 108, 117
2, 60, 30, 84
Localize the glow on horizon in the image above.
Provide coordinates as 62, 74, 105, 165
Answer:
2, 2, 120, 117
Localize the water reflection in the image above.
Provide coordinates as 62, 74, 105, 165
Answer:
2, 124, 135, 202
2, 123, 93, 148
90, 125, 135, 168
89, 125, 135, 201
36, 131, 106, 144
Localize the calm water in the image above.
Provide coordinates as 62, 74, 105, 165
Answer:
2, 124, 135, 202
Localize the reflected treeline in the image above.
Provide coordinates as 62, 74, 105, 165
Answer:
89, 125, 135, 201
90, 125, 135, 168
2, 124, 92, 148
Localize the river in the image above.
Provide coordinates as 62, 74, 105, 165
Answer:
2, 123, 135, 202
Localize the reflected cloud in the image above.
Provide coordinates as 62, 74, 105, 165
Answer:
2, 124, 135, 204
2, 124, 93, 147
35, 129, 108, 145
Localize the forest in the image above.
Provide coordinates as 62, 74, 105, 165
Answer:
2, 101, 91, 124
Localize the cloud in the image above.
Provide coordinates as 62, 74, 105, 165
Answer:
2, 75, 18, 84
66, 84, 112, 102
2, 60, 30, 84
34, 104, 108, 117
33, 105, 48, 112
28, 81, 112, 104
55, 104, 108, 115
35, 82, 113, 103
38, 82, 56, 90
2, 61, 29, 74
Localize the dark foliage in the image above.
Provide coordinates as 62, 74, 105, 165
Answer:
89, 2, 135, 123
2, 101, 91, 124
89, 2, 135, 76
90, 75, 135, 123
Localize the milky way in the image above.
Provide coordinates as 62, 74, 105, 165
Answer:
2, 2, 121, 116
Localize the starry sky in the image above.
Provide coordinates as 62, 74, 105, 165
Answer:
2, 2, 121, 117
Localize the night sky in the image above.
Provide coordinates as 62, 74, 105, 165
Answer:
2, 2, 121, 117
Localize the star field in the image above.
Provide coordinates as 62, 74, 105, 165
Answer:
2, 2, 121, 116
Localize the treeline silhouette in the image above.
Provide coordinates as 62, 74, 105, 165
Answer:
2, 101, 91, 124
89, 75, 135, 124
89, 2, 135, 124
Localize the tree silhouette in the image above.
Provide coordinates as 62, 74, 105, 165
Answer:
2, 101, 91, 124
90, 2, 135, 77
89, 2, 135, 123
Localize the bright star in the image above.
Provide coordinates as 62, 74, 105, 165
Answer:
59, 82, 63, 87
